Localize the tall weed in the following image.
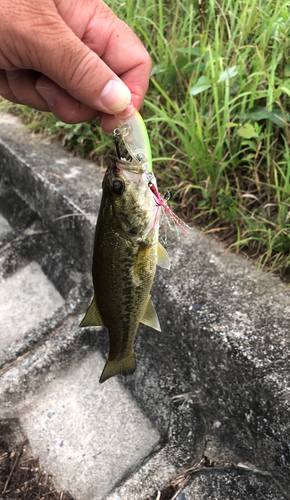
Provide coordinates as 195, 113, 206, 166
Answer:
1, 0, 290, 276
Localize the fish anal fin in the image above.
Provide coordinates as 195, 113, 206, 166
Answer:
157, 242, 170, 269
140, 295, 161, 331
80, 297, 104, 327
99, 351, 136, 383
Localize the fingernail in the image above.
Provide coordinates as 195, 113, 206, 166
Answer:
6, 70, 19, 80
35, 85, 54, 107
99, 80, 131, 113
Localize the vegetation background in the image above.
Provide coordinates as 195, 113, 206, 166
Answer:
1, 0, 290, 278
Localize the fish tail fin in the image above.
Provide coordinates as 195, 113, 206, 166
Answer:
99, 351, 136, 384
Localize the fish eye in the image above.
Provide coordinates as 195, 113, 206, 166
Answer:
111, 180, 124, 195
136, 152, 145, 162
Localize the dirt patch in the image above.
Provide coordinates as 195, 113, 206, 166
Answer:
0, 420, 74, 500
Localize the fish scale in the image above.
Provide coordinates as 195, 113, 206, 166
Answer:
80, 107, 170, 383
94, 219, 158, 361
80, 158, 169, 383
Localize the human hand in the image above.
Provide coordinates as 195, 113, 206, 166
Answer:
0, 0, 151, 131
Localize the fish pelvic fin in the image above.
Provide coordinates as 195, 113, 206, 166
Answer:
99, 351, 136, 384
140, 295, 161, 331
80, 296, 104, 327
157, 241, 170, 269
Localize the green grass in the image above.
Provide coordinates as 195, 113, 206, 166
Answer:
1, 0, 290, 278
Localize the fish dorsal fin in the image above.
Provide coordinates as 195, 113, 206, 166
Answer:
140, 295, 161, 331
80, 297, 104, 327
157, 241, 170, 269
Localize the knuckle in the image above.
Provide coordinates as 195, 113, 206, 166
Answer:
65, 49, 101, 94
94, 1, 116, 21
0, 71, 11, 98
140, 48, 152, 74
53, 102, 98, 124
0, 88, 19, 104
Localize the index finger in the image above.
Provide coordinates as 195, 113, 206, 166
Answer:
56, 0, 151, 109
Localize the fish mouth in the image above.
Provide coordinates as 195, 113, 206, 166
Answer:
119, 167, 143, 184
107, 157, 144, 185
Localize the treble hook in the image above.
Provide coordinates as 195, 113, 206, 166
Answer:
113, 129, 122, 160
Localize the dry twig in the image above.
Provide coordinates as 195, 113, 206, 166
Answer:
3, 439, 27, 493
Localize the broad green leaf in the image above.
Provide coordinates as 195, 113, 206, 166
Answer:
163, 66, 178, 85
202, 49, 216, 62
278, 86, 290, 97
182, 62, 197, 74
150, 65, 165, 77
284, 63, 290, 77
241, 140, 259, 149
281, 9, 288, 21
217, 66, 238, 82
237, 123, 259, 139
190, 76, 211, 95
190, 76, 214, 95
241, 106, 270, 121
239, 106, 290, 127
176, 56, 188, 70
176, 47, 201, 57
268, 109, 290, 126
225, 122, 239, 127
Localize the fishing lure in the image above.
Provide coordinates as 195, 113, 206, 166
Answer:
114, 104, 186, 235
114, 103, 153, 173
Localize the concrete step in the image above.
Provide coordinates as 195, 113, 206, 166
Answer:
182, 467, 285, 499
1, 113, 290, 500
20, 349, 159, 500
0, 213, 11, 239
0, 261, 64, 350
0, 312, 160, 499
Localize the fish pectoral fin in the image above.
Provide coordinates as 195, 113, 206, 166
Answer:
140, 295, 161, 331
80, 297, 104, 327
157, 241, 170, 269
100, 352, 136, 384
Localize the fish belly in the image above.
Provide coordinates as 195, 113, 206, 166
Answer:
93, 223, 157, 382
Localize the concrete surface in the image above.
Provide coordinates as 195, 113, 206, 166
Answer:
0, 113, 99, 270
1, 113, 290, 500
0, 213, 11, 239
0, 131, 160, 499
182, 467, 286, 499
0, 261, 64, 350
20, 351, 159, 500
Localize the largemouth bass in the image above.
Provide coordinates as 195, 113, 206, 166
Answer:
80, 157, 170, 383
